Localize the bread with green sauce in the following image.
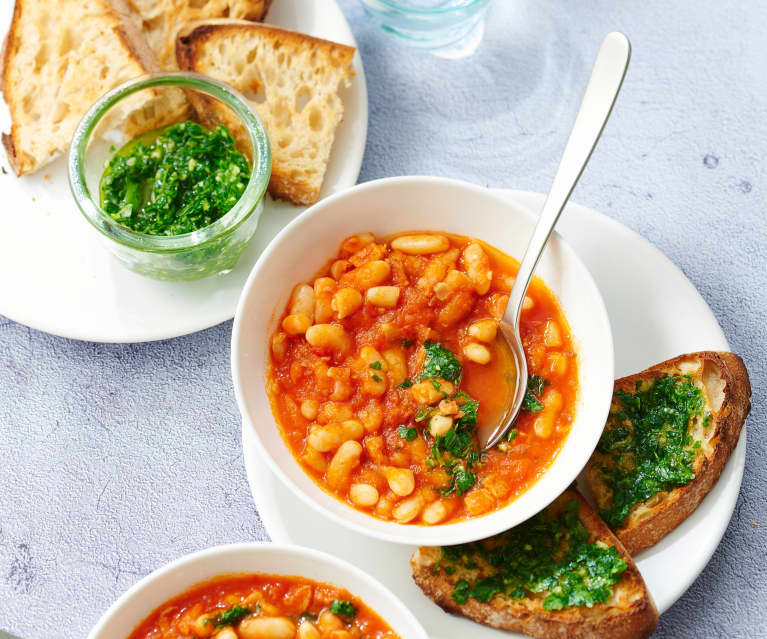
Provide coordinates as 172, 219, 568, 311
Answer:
586, 351, 751, 556
411, 490, 658, 639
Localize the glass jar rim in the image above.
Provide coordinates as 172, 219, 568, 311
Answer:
372, 0, 490, 15
68, 71, 272, 252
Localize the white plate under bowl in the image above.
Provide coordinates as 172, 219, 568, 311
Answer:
0, 0, 368, 343
86, 543, 429, 639
242, 189, 746, 639
232, 176, 614, 547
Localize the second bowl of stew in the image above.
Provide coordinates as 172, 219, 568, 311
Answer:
87, 543, 427, 639
232, 176, 614, 545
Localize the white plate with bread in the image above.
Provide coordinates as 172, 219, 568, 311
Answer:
0, 0, 368, 342
241, 189, 748, 639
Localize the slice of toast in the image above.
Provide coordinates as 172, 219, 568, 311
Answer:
123, 0, 272, 69
411, 490, 658, 639
176, 20, 355, 206
1, 0, 166, 176
585, 351, 751, 555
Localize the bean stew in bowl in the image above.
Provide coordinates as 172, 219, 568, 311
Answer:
232, 177, 614, 545
87, 544, 428, 639
267, 232, 578, 525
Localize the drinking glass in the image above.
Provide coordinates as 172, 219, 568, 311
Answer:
360, 0, 492, 58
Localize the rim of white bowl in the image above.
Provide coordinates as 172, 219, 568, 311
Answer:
86, 542, 429, 639
231, 175, 614, 546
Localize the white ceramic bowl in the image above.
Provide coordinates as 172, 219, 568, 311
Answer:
87, 543, 428, 639
232, 176, 614, 546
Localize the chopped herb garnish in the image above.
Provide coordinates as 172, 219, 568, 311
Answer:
528, 374, 547, 396
521, 375, 548, 413
597, 375, 705, 527
414, 406, 431, 422
298, 611, 318, 624
453, 465, 477, 495
430, 379, 442, 390
455, 396, 479, 429
399, 378, 413, 388
506, 428, 518, 442
401, 338, 414, 347
209, 605, 251, 628
398, 425, 418, 441
330, 599, 357, 620
422, 389, 482, 495
441, 499, 627, 610
369, 361, 383, 370
420, 341, 462, 382
371, 373, 382, 382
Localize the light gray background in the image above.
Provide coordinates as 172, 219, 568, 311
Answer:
1, 1, 765, 637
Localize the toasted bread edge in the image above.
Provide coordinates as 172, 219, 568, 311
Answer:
411, 491, 658, 639
587, 351, 751, 555
1, 0, 24, 175
1, 0, 162, 176
175, 20, 356, 206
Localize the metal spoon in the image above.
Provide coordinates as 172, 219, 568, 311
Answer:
478, 32, 631, 450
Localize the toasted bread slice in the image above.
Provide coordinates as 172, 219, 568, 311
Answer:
411, 490, 658, 639
586, 351, 750, 555
0, 0, 168, 175
176, 20, 355, 205
123, 0, 272, 69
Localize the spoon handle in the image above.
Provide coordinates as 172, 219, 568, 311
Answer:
504, 32, 631, 329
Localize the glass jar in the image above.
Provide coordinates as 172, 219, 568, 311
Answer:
68, 72, 271, 281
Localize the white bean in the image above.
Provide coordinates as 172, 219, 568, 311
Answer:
422, 500, 449, 525
463, 342, 491, 364
305, 324, 351, 355
391, 234, 450, 255
384, 467, 415, 496
297, 621, 322, 639
289, 284, 315, 321
463, 243, 493, 295
282, 313, 311, 335
468, 319, 498, 343
349, 482, 380, 507
327, 440, 363, 489
238, 616, 295, 639
392, 494, 425, 522
429, 414, 453, 437
366, 286, 400, 307
331, 288, 363, 319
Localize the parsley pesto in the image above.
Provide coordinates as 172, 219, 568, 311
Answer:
436, 499, 627, 610
100, 121, 249, 236
597, 375, 707, 527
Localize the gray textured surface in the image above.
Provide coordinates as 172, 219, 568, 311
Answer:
1, 0, 765, 637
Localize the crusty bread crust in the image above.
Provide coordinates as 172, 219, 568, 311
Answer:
411, 491, 658, 639
1, 0, 162, 175
122, 0, 272, 69
176, 19, 355, 206
1, 0, 22, 173
586, 351, 751, 556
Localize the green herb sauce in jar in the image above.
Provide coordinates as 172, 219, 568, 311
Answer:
100, 121, 250, 236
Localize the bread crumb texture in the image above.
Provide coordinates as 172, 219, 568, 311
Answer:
179, 22, 355, 205
124, 0, 270, 69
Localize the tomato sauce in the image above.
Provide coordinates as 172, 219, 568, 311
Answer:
266, 232, 578, 525
126, 573, 398, 639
